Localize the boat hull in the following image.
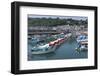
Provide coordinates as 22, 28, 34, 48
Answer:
31, 46, 57, 54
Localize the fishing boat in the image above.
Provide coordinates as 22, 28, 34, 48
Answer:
75, 41, 88, 51
76, 35, 88, 43
31, 38, 64, 54
76, 32, 88, 43
76, 32, 88, 51
31, 33, 72, 54
31, 44, 57, 54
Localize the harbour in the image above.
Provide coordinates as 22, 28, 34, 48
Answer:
28, 34, 88, 61
28, 15, 88, 61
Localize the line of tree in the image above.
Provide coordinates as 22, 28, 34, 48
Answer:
28, 17, 88, 27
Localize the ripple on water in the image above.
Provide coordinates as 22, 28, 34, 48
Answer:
28, 37, 88, 61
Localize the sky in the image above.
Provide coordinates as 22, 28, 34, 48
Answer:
28, 14, 88, 20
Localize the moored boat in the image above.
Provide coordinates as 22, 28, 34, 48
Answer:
76, 35, 88, 43
31, 33, 72, 54
76, 32, 88, 51
75, 41, 88, 51
31, 44, 57, 54
76, 32, 88, 43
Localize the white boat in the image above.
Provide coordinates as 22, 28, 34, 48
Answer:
76, 41, 88, 51
31, 44, 57, 54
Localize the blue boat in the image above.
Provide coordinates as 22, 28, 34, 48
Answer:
76, 35, 88, 43
76, 34, 88, 51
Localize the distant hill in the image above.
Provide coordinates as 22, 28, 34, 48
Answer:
28, 17, 88, 27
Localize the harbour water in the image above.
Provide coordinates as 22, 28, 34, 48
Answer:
28, 37, 88, 61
